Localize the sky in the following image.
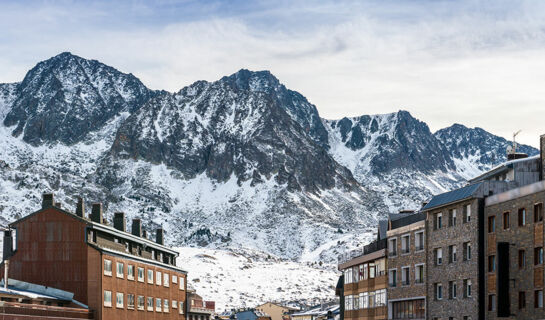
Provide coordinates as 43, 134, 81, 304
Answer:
0, 0, 544, 147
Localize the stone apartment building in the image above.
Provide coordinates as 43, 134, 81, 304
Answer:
386, 212, 426, 320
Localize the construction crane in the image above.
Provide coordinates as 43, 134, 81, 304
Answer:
508, 130, 522, 155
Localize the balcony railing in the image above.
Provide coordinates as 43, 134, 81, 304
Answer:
338, 239, 387, 264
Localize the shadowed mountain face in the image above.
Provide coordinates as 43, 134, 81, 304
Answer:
3, 52, 156, 146
0, 52, 538, 262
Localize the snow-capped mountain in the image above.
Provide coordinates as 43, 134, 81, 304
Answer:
0, 52, 539, 308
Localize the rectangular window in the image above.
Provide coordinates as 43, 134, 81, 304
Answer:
172, 275, 177, 284
164, 299, 169, 312
173, 300, 178, 309
435, 213, 443, 230
415, 231, 424, 251
180, 276, 185, 290
401, 235, 410, 254
164, 273, 169, 287
352, 266, 359, 283
104, 290, 112, 307
435, 283, 443, 300
488, 216, 495, 233
137, 296, 145, 310
519, 291, 526, 309
389, 238, 397, 257
435, 248, 443, 265
179, 301, 184, 314
519, 208, 526, 226
116, 262, 124, 278
389, 269, 397, 287
415, 264, 424, 284
463, 242, 472, 261
147, 269, 153, 284
358, 264, 364, 280
127, 294, 135, 309
449, 281, 457, 299
464, 279, 472, 297
401, 267, 410, 286
147, 297, 153, 311
535, 290, 543, 308
489, 294, 496, 311
369, 263, 376, 278
156, 271, 162, 285
535, 247, 544, 265
137, 267, 144, 282
519, 250, 526, 268
449, 245, 457, 263
116, 292, 124, 308
156, 298, 162, 312
127, 265, 134, 280
503, 212, 510, 230
104, 259, 112, 276
535, 203, 543, 222
363, 292, 369, 309
449, 209, 457, 227
488, 255, 496, 272
463, 204, 471, 223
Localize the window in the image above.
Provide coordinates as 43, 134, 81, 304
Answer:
375, 289, 387, 307
369, 291, 375, 308
536, 247, 544, 265
147, 297, 153, 311
363, 263, 368, 279
137, 267, 144, 282
435, 213, 443, 230
358, 293, 364, 309
435, 248, 443, 265
369, 263, 376, 278
401, 267, 410, 286
345, 295, 353, 310
449, 245, 457, 263
464, 279, 472, 297
389, 269, 397, 287
104, 290, 112, 307
116, 292, 124, 308
137, 296, 145, 310
463, 317, 471, 320
435, 283, 443, 300
156, 298, 162, 312
519, 291, 526, 309
389, 238, 398, 257
401, 235, 410, 254
127, 294, 135, 309
488, 255, 496, 272
449, 281, 457, 299
179, 301, 184, 314
147, 269, 153, 283
362, 292, 369, 309
488, 216, 495, 233
164, 299, 169, 312
535, 203, 543, 222
415, 231, 424, 251
116, 262, 124, 278
172, 300, 178, 309
503, 212, 510, 229
488, 294, 496, 311
127, 265, 134, 280
449, 209, 457, 227
163, 273, 169, 287
104, 259, 112, 276
519, 250, 526, 268
172, 275, 177, 284
344, 268, 353, 284
353, 294, 359, 310
519, 208, 526, 226
463, 242, 472, 261
358, 264, 365, 281
415, 264, 424, 284
156, 271, 162, 285
179, 276, 185, 290
352, 265, 359, 283
535, 290, 543, 308
463, 204, 471, 223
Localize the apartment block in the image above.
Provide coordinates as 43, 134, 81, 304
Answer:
1, 193, 187, 320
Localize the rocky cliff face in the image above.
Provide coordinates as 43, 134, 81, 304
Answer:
3, 52, 155, 146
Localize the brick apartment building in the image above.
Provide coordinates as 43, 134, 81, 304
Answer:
187, 288, 215, 320
386, 212, 426, 320
1, 193, 188, 320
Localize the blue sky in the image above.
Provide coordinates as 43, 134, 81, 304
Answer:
1, 0, 545, 146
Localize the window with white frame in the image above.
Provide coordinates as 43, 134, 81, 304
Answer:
401, 235, 410, 254
436, 283, 443, 300
464, 279, 472, 297
415, 231, 424, 251
369, 291, 375, 308
104, 259, 112, 276
401, 266, 410, 286
449, 245, 457, 263
164, 299, 169, 312
389, 238, 398, 256
172, 300, 178, 309
345, 295, 353, 310
464, 242, 472, 261
375, 289, 387, 307
363, 292, 369, 309
127, 265, 134, 280
147, 269, 153, 284
156, 271, 162, 285
435, 248, 443, 265
353, 293, 359, 310
464, 204, 471, 223
344, 268, 353, 284
358, 293, 364, 310
180, 276, 185, 290
352, 265, 359, 283
104, 290, 112, 307
164, 273, 169, 287
147, 297, 153, 311
449, 209, 457, 227
137, 295, 145, 310
172, 275, 177, 284
137, 267, 144, 282
116, 262, 124, 278
363, 263, 368, 280
116, 292, 124, 308
127, 294, 135, 309
156, 298, 162, 312
179, 301, 184, 314
435, 213, 443, 229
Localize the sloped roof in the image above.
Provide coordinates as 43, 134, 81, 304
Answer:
422, 182, 482, 211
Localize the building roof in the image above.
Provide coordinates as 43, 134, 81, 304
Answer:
468, 155, 539, 183
390, 212, 426, 230
0, 278, 88, 308
422, 182, 482, 211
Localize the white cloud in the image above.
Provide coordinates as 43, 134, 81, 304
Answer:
1, 0, 545, 146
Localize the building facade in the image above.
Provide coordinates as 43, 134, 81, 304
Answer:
386, 213, 426, 320
1, 193, 187, 320
187, 290, 215, 320
256, 302, 299, 320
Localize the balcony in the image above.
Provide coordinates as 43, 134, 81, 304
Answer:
190, 301, 215, 315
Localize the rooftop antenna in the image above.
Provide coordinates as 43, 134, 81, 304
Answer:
512, 130, 522, 154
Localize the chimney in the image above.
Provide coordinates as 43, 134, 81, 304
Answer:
156, 228, 164, 245
541, 134, 545, 181
3, 230, 13, 261
42, 193, 54, 209
132, 219, 142, 237
91, 203, 103, 223
142, 230, 148, 239
76, 197, 85, 217
113, 212, 126, 232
